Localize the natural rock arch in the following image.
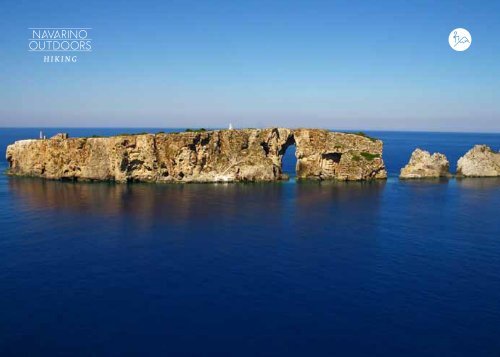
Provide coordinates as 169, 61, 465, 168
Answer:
6, 128, 387, 182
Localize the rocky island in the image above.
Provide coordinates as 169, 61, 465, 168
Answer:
457, 145, 500, 177
400, 149, 451, 179
6, 128, 387, 183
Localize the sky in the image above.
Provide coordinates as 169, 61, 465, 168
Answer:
0, 0, 499, 131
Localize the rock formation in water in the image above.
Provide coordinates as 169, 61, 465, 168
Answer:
293, 129, 386, 180
6, 128, 387, 183
457, 145, 500, 177
399, 149, 451, 179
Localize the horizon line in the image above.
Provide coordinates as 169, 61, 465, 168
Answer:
1, 126, 499, 135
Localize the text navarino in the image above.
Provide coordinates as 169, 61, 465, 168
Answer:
28, 29, 92, 51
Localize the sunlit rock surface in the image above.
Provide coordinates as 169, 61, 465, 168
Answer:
399, 148, 450, 179
6, 128, 387, 182
293, 129, 387, 181
457, 145, 500, 177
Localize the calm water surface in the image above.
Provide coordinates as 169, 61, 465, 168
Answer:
0, 129, 499, 356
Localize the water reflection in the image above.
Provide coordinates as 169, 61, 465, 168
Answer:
294, 180, 386, 208
455, 177, 500, 190
8, 177, 289, 224
8, 177, 387, 234
398, 177, 451, 187
291, 180, 387, 240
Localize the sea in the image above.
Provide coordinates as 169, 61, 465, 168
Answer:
0, 128, 499, 356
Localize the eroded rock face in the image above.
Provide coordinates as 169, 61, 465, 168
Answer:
6, 129, 387, 182
293, 129, 387, 180
399, 149, 450, 179
6, 129, 293, 183
457, 145, 500, 177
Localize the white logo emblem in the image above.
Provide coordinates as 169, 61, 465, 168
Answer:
449, 28, 471, 51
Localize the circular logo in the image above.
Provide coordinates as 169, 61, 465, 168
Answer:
449, 28, 472, 51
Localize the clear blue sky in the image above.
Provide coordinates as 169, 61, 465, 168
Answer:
1, 0, 499, 131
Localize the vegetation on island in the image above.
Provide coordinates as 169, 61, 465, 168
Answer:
86, 130, 211, 138
351, 152, 380, 161
349, 131, 378, 142
116, 132, 149, 136
360, 152, 380, 161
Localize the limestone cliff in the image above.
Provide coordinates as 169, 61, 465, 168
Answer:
457, 145, 500, 177
293, 129, 386, 180
399, 149, 450, 179
6, 128, 387, 182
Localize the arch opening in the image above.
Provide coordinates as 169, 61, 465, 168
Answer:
280, 135, 297, 179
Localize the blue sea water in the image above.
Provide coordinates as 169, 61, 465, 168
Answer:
0, 128, 499, 356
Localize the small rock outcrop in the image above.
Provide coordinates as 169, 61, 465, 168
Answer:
457, 145, 500, 177
400, 149, 450, 179
6, 128, 387, 183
